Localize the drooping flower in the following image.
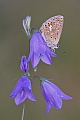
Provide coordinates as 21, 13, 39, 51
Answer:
40, 78, 72, 114
23, 16, 31, 36
10, 75, 36, 105
20, 55, 29, 72
28, 32, 57, 68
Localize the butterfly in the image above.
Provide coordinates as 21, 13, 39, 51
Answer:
39, 15, 64, 51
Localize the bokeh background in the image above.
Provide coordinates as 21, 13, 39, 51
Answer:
0, 0, 80, 120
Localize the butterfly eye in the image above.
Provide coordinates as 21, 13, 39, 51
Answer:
57, 44, 59, 48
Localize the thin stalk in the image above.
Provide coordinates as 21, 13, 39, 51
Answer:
21, 100, 26, 120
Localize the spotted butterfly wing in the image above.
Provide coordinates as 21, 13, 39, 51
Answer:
39, 15, 64, 50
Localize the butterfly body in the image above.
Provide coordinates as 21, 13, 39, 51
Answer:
39, 15, 64, 50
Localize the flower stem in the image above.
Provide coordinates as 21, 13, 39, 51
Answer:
21, 100, 26, 120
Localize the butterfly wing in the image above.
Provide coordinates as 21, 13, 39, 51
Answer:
39, 15, 64, 50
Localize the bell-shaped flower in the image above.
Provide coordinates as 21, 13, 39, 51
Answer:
20, 55, 29, 72
10, 75, 36, 105
28, 32, 57, 68
40, 78, 72, 114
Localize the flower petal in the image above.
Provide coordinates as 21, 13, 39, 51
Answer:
31, 53, 40, 68
40, 78, 72, 113
10, 75, 36, 105
41, 82, 62, 113
60, 92, 72, 100
46, 102, 52, 114
41, 52, 52, 65
28, 91, 36, 101
45, 80, 72, 100
10, 86, 21, 98
50, 50, 57, 57
47, 47, 57, 57
14, 88, 28, 105
46, 97, 62, 114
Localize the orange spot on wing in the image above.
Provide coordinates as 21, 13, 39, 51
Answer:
55, 24, 58, 29
45, 26, 48, 28
48, 24, 50, 27
47, 22, 52, 27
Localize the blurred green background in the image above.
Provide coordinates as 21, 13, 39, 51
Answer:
0, 0, 80, 120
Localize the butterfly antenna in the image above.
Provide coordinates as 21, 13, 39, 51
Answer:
18, 57, 21, 60
59, 45, 65, 53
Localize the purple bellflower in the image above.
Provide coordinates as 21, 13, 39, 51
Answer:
40, 78, 72, 114
10, 75, 36, 105
28, 32, 57, 68
20, 55, 29, 72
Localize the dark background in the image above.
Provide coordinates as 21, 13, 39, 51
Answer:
0, 0, 80, 120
